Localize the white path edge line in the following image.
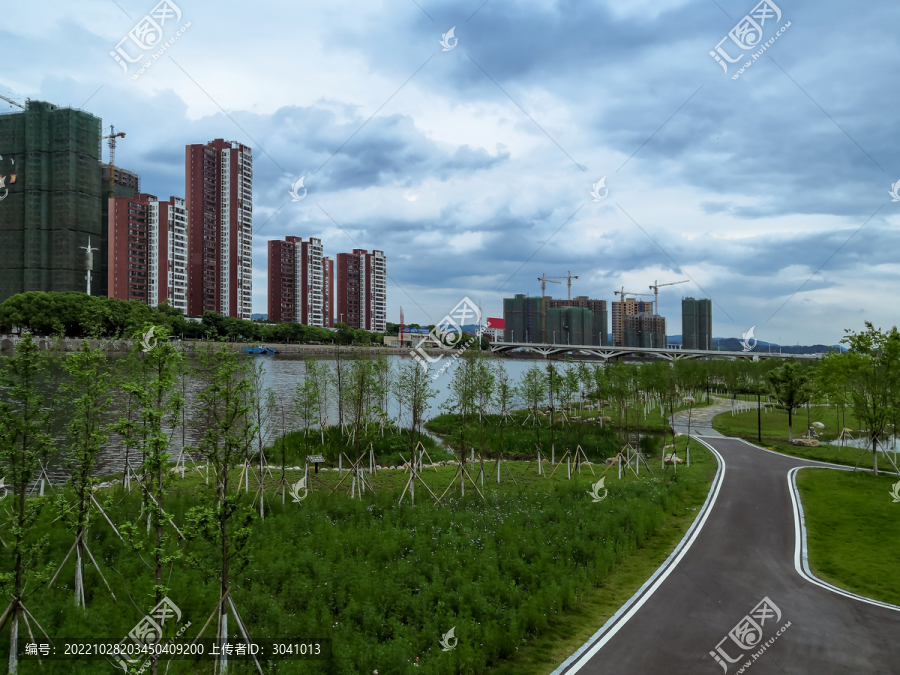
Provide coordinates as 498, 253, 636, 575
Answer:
731, 437, 900, 612
788, 465, 900, 612
550, 439, 726, 675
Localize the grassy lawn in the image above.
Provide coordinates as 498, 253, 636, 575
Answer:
708, 406, 900, 470
8, 438, 715, 675
796, 469, 900, 606
484, 438, 715, 675
712, 404, 860, 442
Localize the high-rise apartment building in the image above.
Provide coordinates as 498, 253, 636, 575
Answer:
611, 297, 653, 347
323, 256, 334, 328
623, 313, 667, 348
546, 296, 609, 346
108, 193, 187, 310
503, 294, 608, 345
503, 294, 542, 343
0, 100, 103, 303
682, 297, 713, 350
267, 237, 297, 324
266, 236, 333, 326
161, 196, 188, 313
185, 139, 253, 319
336, 249, 386, 331
99, 164, 141, 298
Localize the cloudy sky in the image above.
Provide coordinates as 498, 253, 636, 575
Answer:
3, 0, 898, 344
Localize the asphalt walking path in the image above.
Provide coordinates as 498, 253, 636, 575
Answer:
552, 404, 900, 675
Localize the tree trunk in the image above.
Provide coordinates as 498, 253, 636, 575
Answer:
872, 434, 879, 477
788, 408, 793, 442
8, 605, 18, 675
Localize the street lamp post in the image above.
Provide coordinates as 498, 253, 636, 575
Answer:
757, 390, 762, 444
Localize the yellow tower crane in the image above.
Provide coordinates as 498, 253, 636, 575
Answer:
648, 279, 688, 315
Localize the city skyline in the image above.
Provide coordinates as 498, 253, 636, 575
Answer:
2, 0, 898, 344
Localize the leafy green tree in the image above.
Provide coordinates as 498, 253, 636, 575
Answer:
115, 325, 185, 633
492, 362, 517, 482
248, 358, 277, 518
0, 334, 56, 673
767, 361, 813, 442
294, 358, 324, 463
55, 340, 114, 606
839, 323, 900, 475
183, 344, 257, 669
396, 359, 435, 454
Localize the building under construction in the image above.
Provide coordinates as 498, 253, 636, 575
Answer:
0, 100, 104, 302
624, 312, 667, 348
503, 294, 608, 345
99, 164, 140, 298
611, 297, 653, 346
682, 297, 713, 350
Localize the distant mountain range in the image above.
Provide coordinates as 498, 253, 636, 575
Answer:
666, 336, 845, 355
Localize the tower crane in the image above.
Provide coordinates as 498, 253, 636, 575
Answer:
562, 271, 578, 300
612, 288, 653, 346
614, 287, 653, 303
0, 94, 25, 110
537, 274, 562, 343
648, 279, 688, 315
102, 125, 127, 197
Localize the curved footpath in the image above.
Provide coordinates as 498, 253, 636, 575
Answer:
550, 404, 900, 674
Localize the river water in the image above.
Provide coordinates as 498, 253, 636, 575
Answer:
31, 353, 569, 486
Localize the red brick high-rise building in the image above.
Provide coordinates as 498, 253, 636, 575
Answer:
185, 139, 253, 319
108, 193, 187, 311
335, 249, 386, 332
323, 256, 334, 328
266, 236, 334, 327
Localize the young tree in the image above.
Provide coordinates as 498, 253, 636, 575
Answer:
294, 358, 324, 462
55, 340, 114, 607
346, 357, 376, 459
248, 358, 277, 518
396, 359, 436, 454
839, 323, 900, 476
492, 362, 517, 482
767, 361, 813, 442
0, 334, 56, 674
115, 325, 185, 674
519, 364, 547, 452
472, 353, 496, 482
184, 344, 257, 672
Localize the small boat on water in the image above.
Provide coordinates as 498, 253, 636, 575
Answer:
243, 346, 278, 355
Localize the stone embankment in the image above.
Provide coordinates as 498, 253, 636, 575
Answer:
0, 334, 443, 357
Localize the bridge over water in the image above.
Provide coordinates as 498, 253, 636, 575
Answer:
489, 341, 824, 361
